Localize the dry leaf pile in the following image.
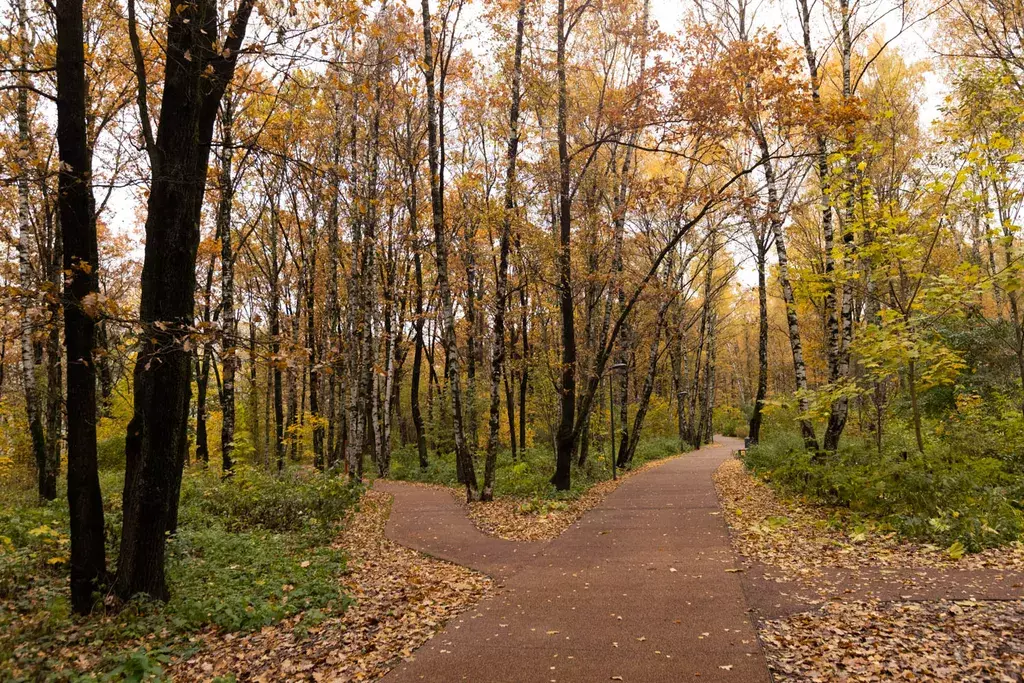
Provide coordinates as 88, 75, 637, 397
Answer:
713, 458, 1024, 573
760, 599, 1024, 682
460, 455, 684, 541
716, 457, 1024, 683
171, 490, 490, 681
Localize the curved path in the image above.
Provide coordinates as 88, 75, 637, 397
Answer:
376, 437, 771, 683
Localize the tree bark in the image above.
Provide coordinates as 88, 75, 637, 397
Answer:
117, 0, 253, 601
552, 0, 577, 491
748, 238, 768, 444
16, 0, 51, 500
409, 159, 429, 469
195, 262, 215, 464
218, 98, 237, 473
753, 129, 818, 449
482, 0, 526, 501
421, 0, 477, 499
55, 0, 106, 613
270, 197, 285, 473
620, 291, 672, 466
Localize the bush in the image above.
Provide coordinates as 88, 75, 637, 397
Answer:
179, 465, 361, 536
745, 431, 1024, 551
714, 406, 747, 438
97, 436, 127, 470
165, 524, 349, 631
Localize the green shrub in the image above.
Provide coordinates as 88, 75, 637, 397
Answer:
713, 406, 747, 438
745, 432, 1024, 551
164, 524, 349, 631
390, 435, 686, 501
96, 436, 127, 470
1, 463, 358, 682
179, 465, 361, 536
630, 436, 682, 466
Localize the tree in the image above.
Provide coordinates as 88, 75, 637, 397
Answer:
54, 0, 106, 614
116, 0, 254, 601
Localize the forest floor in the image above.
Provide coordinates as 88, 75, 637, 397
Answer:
170, 490, 490, 681
714, 458, 1024, 682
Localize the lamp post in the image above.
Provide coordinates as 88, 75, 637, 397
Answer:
608, 362, 627, 480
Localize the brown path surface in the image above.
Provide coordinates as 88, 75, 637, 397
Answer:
376, 438, 771, 683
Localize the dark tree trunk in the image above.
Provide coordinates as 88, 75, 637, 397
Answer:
308, 242, 323, 470
195, 264, 215, 464
116, 0, 253, 602
97, 320, 114, 417
748, 239, 768, 444
519, 287, 528, 452
195, 352, 210, 463
552, 0, 576, 491
55, 0, 106, 613
483, 0, 526, 501
249, 317, 261, 465
287, 303, 299, 463
409, 157, 429, 469
325, 96, 342, 468
620, 295, 672, 466
271, 211, 284, 473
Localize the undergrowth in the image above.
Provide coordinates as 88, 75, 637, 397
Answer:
745, 429, 1024, 552
390, 435, 683, 500
0, 455, 359, 682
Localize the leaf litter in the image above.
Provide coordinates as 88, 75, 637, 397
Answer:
171, 489, 490, 681
714, 457, 1024, 682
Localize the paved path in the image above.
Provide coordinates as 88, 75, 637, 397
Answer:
376, 437, 771, 683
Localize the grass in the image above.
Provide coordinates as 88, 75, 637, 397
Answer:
0, 445, 360, 682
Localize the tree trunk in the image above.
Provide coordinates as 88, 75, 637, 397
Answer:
519, 286, 529, 452
483, 0, 526, 501
218, 98, 236, 473
620, 292, 672, 466
748, 239, 768, 444
907, 358, 924, 452
249, 317, 261, 465
270, 202, 285, 472
56, 0, 106, 613
16, 0, 51, 500
195, 263, 215, 464
307, 239, 323, 471
287, 304, 299, 462
97, 320, 114, 417
326, 95, 342, 468
421, 0, 477, 499
118, 0, 251, 596
754, 131, 818, 449
117, 0, 253, 602
552, 0, 576, 491
410, 161, 429, 469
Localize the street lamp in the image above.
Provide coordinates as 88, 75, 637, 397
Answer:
607, 362, 628, 481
